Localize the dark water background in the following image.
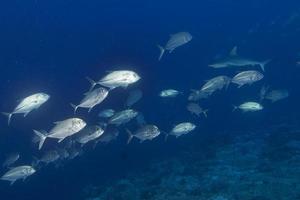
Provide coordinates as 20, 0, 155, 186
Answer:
0, 0, 300, 199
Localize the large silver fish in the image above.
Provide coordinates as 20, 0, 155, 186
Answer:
158, 32, 192, 60
232, 70, 264, 88
167, 122, 196, 139
233, 102, 263, 112
71, 87, 109, 113
2, 93, 50, 125
33, 118, 86, 150
1, 165, 36, 185
200, 76, 231, 95
87, 70, 140, 90
126, 125, 160, 144
75, 125, 104, 146
108, 109, 138, 126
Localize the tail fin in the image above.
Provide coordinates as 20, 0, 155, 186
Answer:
2, 112, 13, 125
70, 104, 78, 114
158, 45, 165, 61
33, 130, 48, 150
125, 129, 134, 144
259, 59, 271, 72
232, 105, 238, 112
202, 110, 208, 118
86, 77, 97, 91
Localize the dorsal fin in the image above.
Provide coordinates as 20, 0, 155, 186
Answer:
229, 46, 238, 56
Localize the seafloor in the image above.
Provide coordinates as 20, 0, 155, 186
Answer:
83, 121, 300, 200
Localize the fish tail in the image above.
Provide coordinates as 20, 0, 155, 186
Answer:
125, 128, 134, 144
70, 103, 78, 114
203, 110, 209, 118
33, 129, 48, 150
2, 112, 13, 126
86, 76, 97, 91
157, 45, 165, 61
232, 105, 238, 112
260, 59, 271, 72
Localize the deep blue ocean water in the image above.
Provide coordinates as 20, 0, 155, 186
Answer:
0, 0, 300, 199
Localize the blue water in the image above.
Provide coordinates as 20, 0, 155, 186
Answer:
1, 0, 300, 199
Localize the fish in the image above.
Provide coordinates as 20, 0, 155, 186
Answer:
167, 122, 196, 139
233, 102, 263, 112
265, 89, 289, 103
36, 150, 60, 165
98, 109, 115, 118
187, 103, 208, 118
2, 93, 50, 125
125, 89, 143, 108
159, 89, 181, 98
209, 46, 271, 71
108, 109, 138, 126
71, 87, 109, 114
87, 70, 141, 91
1, 165, 36, 185
75, 125, 104, 146
158, 32, 192, 60
200, 76, 231, 95
97, 128, 119, 144
126, 125, 160, 144
33, 118, 87, 150
231, 70, 264, 88
188, 89, 210, 101
3, 153, 20, 168
259, 85, 270, 101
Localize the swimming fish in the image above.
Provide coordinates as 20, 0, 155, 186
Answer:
209, 46, 271, 71
2, 153, 20, 168
265, 89, 289, 103
126, 125, 160, 144
125, 89, 143, 108
158, 32, 192, 60
75, 125, 104, 146
233, 102, 263, 112
200, 76, 231, 95
231, 70, 264, 88
33, 118, 86, 150
71, 87, 109, 113
87, 70, 140, 90
108, 109, 138, 126
167, 122, 196, 139
1, 165, 36, 185
98, 109, 115, 118
159, 89, 181, 98
2, 93, 50, 125
187, 103, 208, 118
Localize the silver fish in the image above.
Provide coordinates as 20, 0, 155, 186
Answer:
265, 89, 289, 103
98, 109, 115, 118
200, 76, 231, 95
187, 103, 208, 118
125, 89, 143, 108
76, 125, 104, 145
108, 109, 138, 126
158, 32, 192, 60
232, 70, 264, 88
1, 165, 36, 185
126, 125, 160, 144
71, 87, 109, 113
37, 150, 60, 165
159, 89, 181, 98
3, 153, 20, 168
2, 93, 50, 125
167, 122, 196, 139
188, 89, 210, 101
87, 70, 141, 90
33, 118, 86, 150
234, 102, 263, 112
